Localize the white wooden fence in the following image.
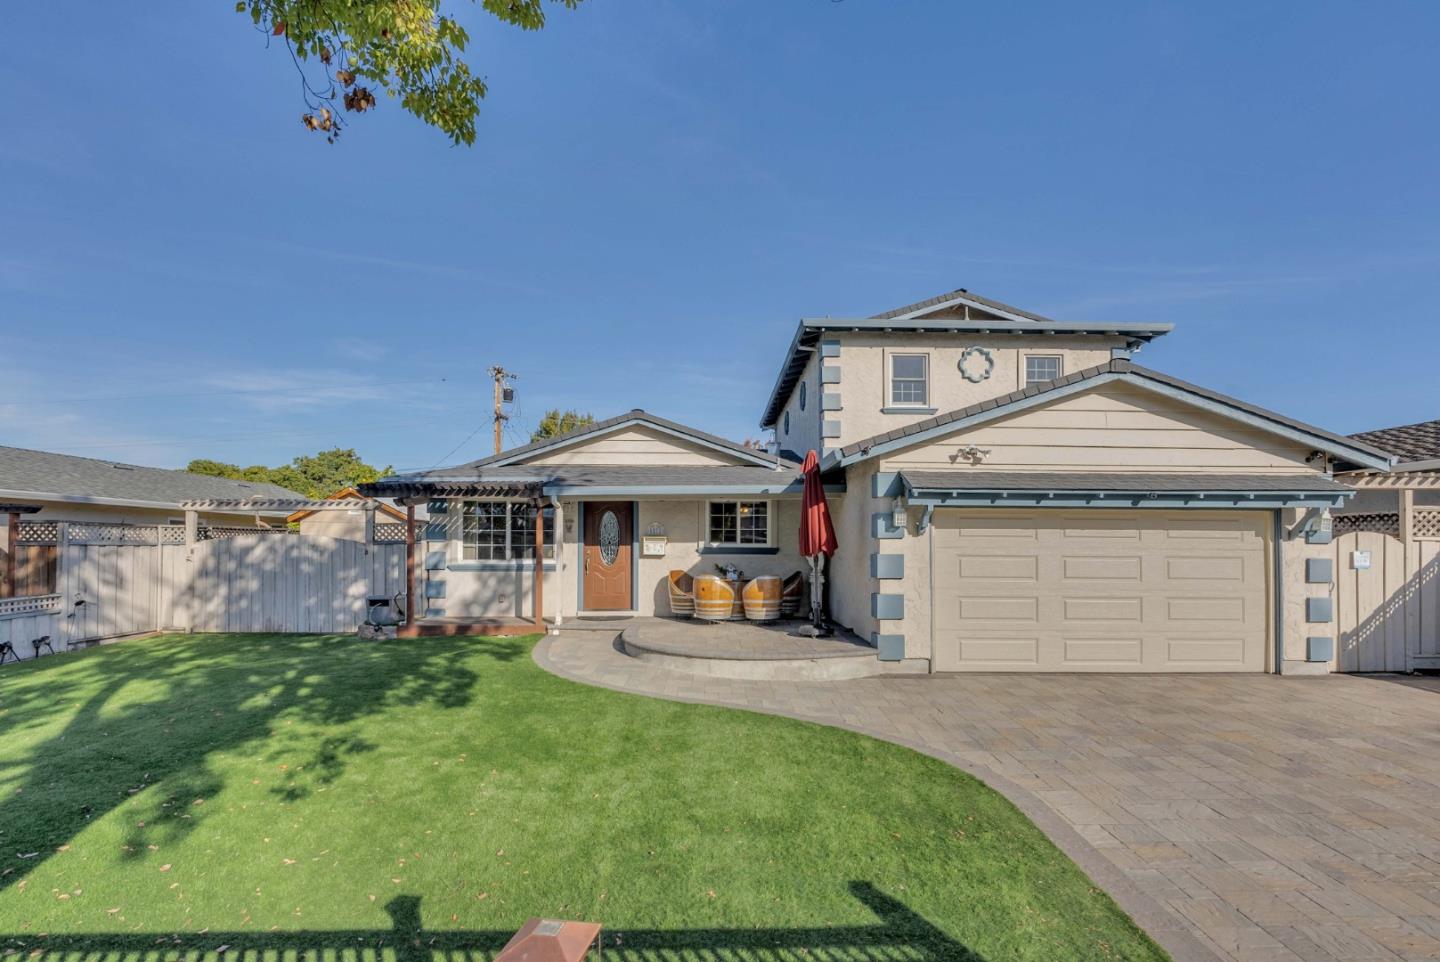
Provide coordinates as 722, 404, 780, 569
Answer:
1331, 511, 1440, 672
1, 522, 406, 662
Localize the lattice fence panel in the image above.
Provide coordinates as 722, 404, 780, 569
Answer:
199, 525, 294, 541
374, 523, 408, 543
158, 525, 187, 545
69, 523, 159, 545
1334, 513, 1401, 536
14, 521, 58, 544
1412, 508, 1440, 541
0, 594, 60, 617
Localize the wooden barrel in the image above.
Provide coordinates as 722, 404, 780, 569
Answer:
780, 571, 805, 616
743, 576, 783, 622
693, 576, 736, 621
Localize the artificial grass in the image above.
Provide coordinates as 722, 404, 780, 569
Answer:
0, 633, 1167, 962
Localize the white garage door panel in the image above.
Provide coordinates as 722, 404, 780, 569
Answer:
933, 509, 1269, 672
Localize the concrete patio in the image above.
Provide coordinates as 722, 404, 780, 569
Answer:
537, 631, 1440, 962
617, 618, 896, 680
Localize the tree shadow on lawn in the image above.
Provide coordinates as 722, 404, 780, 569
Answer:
0, 632, 518, 890
0, 882, 985, 962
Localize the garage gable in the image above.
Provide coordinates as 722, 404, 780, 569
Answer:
828, 359, 1392, 474
882, 380, 1319, 474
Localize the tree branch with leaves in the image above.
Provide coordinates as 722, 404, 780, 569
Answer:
237, 0, 582, 144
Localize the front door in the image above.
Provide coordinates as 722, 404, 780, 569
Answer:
583, 501, 633, 610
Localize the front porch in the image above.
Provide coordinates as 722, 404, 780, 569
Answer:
615, 617, 890, 681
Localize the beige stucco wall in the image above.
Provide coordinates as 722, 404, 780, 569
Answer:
775, 352, 823, 458
828, 463, 876, 641
1278, 506, 1336, 675
806, 332, 1123, 453
880, 381, 1317, 474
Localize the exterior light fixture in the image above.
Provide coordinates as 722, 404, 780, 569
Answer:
892, 496, 909, 531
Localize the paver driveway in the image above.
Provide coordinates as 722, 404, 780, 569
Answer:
538, 633, 1440, 962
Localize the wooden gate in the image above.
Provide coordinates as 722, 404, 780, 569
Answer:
1331, 511, 1440, 672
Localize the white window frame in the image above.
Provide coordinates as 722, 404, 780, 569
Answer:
1023, 354, 1064, 387
705, 500, 774, 548
458, 500, 555, 562
886, 352, 930, 408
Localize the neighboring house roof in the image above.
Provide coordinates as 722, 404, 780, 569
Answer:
0, 444, 304, 511
758, 287, 1174, 429
826, 359, 1393, 473
1349, 419, 1440, 466
286, 487, 407, 523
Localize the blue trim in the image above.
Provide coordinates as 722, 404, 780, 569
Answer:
872, 593, 904, 621
872, 512, 904, 539
1307, 636, 1334, 662
871, 472, 903, 498
424, 606, 446, 618
819, 339, 841, 358
426, 499, 450, 515
700, 546, 780, 556
903, 491, 1346, 510
448, 561, 558, 572
1306, 597, 1333, 623
871, 633, 905, 661
1306, 558, 1333, 584
821, 365, 842, 385
423, 521, 447, 541
871, 553, 904, 579
881, 406, 938, 415
424, 581, 446, 599
821, 392, 842, 411
423, 550, 447, 571
822, 420, 842, 439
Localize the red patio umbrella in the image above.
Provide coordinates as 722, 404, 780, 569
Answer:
798, 450, 837, 634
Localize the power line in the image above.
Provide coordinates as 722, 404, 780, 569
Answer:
0, 376, 452, 409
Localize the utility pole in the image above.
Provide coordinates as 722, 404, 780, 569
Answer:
490, 365, 516, 455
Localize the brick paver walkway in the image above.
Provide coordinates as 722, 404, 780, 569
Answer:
537, 632, 1440, 962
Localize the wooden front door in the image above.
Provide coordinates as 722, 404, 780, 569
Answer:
583, 501, 633, 610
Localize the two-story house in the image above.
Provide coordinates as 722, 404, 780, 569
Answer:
365, 289, 1391, 674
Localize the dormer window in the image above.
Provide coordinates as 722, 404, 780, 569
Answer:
889, 354, 929, 407
1025, 354, 1063, 386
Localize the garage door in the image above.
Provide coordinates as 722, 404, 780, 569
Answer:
932, 510, 1270, 672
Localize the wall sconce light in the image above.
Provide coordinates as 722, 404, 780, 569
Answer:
892, 496, 909, 531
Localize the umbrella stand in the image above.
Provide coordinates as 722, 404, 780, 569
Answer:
794, 553, 833, 638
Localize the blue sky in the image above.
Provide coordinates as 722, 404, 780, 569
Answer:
3, 1, 1437, 472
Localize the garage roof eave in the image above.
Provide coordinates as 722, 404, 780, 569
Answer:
898, 471, 1353, 510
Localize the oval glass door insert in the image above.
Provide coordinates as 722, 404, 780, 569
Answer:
598, 510, 621, 565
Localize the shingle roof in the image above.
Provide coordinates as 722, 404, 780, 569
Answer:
831, 359, 1392, 471
363, 464, 803, 497
421, 409, 789, 478
898, 470, 1351, 493
0, 445, 304, 508
1349, 419, 1440, 463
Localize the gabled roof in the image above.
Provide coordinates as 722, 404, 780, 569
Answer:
825, 359, 1393, 473
422, 409, 789, 475
873, 287, 1057, 322
0, 444, 304, 512
286, 487, 407, 523
759, 288, 1173, 429
1349, 419, 1440, 465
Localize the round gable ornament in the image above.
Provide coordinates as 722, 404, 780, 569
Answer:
958, 346, 995, 383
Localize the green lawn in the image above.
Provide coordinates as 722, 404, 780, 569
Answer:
0, 633, 1166, 962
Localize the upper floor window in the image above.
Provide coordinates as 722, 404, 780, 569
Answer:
1024, 355, 1063, 387
799, 381, 807, 411
460, 501, 554, 561
889, 354, 929, 406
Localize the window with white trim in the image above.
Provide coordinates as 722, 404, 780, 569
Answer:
1024, 354, 1063, 386
460, 501, 554, 561
889, 353, 929, 406
707, 500, 772, 547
